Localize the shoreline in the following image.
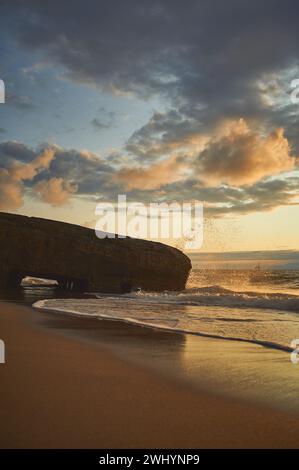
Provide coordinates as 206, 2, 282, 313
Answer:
32, 299, 299, 415
33, 300, 294, 354
1, 301, 299, 447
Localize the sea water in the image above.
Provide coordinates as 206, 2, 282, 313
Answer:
34, 267, 299, 353
30, 263, 299, 411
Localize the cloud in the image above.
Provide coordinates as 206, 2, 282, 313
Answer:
34, 177, 77, 206
156, 176, 299, 216
90, 108, 116, 132
3, 0, 299, 218
113, 155, 188, 190
0, 142, 114, 210
0, 141, 36, 165
5, 1, 299, 125
125, 110, 208, 162
10, 148, 54, 180
194, 119, 297, 186
91, 118, 111, 131
6, 92, 36, 111
0, 148, 55, 210
0, 139, 298, 216
0, 169, 23, 210
122, 117, 298, 189
43, 146, 115, 194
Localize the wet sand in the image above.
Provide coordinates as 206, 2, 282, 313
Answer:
1, 301, 299, 448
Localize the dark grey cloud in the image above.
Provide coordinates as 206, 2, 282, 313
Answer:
0, 141, 36, 165
3, 1, 299, 149
41, 147, 115, 194
125, 110, 201, 162
4, 1, 299, 123
156, 177, 299, 216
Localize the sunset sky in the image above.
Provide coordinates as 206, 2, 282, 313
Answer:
1, 1, 299, 252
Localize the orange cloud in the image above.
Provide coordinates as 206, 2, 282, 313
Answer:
0, 168, 23, 210
115, 119, 297, 191
113, 155, 188, 190
196, 119, 297, 186
10, 148, 54, 181
0, 148, 55, 210
34, 177, 77, 206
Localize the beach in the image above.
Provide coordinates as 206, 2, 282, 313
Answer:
1, 300, 299, 448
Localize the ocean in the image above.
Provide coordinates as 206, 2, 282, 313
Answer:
33, 264, 299, 354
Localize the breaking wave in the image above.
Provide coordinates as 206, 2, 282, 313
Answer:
33, 283, 299, 353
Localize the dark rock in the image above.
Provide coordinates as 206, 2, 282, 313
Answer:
0, 212, 191, 292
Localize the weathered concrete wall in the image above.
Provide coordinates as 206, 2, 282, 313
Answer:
0, 212, 191, 292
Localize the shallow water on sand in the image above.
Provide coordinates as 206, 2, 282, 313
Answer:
31, 302, 299, 415
3, 268, 299, 413
33, 268, 299, 352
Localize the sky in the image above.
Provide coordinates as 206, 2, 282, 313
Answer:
0, 0, 299, 252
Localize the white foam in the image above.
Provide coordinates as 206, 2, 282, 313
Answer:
33, 292, 299, 353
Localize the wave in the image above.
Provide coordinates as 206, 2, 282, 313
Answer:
33, 292, 299, 354
99, 285, 299, 314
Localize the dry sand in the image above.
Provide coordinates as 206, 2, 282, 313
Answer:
0, 301, 299, 448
